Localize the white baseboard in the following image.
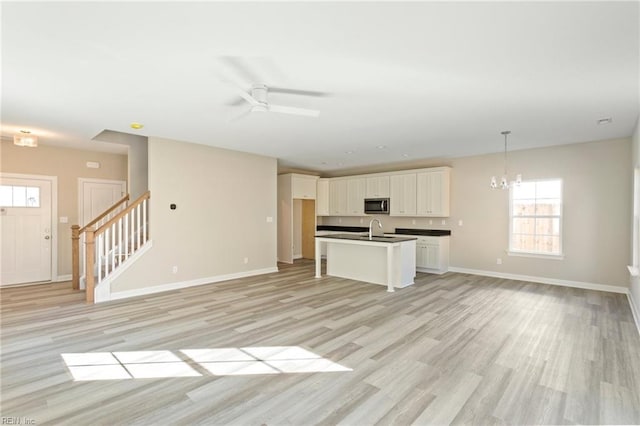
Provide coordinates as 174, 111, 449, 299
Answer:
54, 274, 72, 282
447, 266, 629, 295
107, 266, 279, 302
293, 254, 303, 260
628, 291, 640, 336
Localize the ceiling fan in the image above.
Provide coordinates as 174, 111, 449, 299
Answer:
218, 56, 328, 121
229, 83, 320, 119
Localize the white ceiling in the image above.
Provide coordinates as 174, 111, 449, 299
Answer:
2, 1, 639, 174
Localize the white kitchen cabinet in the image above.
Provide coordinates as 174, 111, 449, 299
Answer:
390, 174, 417, 216
415, 236, 449, 274
329, 179, 348, 216
316, 179, 330, 216
347, 178, 367, 215
292, 175, 318, 199
365, 176, 390, 198
416, 168, 450, 217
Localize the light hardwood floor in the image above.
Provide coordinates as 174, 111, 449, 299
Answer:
1, 260, 639, 425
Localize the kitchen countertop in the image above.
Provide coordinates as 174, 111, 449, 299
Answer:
316, 233, 417, 243
394, 228, 451, 237
317, 225, 369, 233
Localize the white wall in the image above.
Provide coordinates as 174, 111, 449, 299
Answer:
322, 137, 632, 289
630, 118, 640, 325
110, 137, 277, 293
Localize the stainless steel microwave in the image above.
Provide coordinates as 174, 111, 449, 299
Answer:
364, 198, 390, 214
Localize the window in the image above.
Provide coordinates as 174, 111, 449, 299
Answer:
0, 185, 40, 207
509, 179, 562, 257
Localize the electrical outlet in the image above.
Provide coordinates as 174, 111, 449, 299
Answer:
441, 220, 446, 225
458, 220, 463, 226
412, 219, 416, 225
266, 216, 273, 223
338, 218, 342, 223
172, 266, 178, 273
244, 257, 249, 264
429, 220, 433, 225
359, 218, 363, 224
496, 258, 502, 265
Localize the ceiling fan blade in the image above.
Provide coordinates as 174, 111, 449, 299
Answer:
225, 97, 247, 107
222, 80, 259, 106
269, 87, 330, 97
229, 107, 253, 122
268, 104, 320, 117
218, 56, 262, 86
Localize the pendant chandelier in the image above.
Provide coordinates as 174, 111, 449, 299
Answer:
490, 130, 521, 190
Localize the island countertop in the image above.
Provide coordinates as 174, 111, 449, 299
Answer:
316, 233, 417, 244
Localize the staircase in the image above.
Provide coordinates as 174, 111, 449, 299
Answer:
72, 191, 151, 303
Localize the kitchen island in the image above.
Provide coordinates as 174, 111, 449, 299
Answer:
314, 234, 417, 292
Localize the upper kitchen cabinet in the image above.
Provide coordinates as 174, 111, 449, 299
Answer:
365, 176, 390, 198
390, 173, 417, 216
416, 167, 450, 217
292, 174, 318, 199
347, 178, 367, 215
316, 178, 330, 216
329, 179, 348, 215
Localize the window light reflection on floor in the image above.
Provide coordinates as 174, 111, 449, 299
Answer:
61, 346, 352, 381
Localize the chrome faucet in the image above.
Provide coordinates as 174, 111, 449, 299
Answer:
368, 218, 383, 240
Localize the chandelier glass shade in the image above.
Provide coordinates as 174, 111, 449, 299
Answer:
490, 130, 521, 189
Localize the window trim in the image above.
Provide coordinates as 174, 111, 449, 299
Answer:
508, 178, 564, 259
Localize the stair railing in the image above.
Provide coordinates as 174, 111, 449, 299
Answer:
80, 191, 150, 303
72, 194, 130, 291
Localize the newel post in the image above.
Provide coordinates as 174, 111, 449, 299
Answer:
85, 227, 95, 303
71, 225, 80, 290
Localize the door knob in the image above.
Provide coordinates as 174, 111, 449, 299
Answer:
44, 235, 50, 240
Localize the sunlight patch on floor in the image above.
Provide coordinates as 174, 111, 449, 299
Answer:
62, 346, 352, 381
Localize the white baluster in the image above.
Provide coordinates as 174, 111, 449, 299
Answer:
142, 199, 147, 242
97, 233, 103, 283
124, 212, 129, 261
111, 223, 116, 273
136, 204, 141, 250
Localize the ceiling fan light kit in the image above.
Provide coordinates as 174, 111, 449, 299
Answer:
228, 82, 321, 119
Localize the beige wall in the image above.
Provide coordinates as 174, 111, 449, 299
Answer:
322, 137, 632, 288
0, 140, 128, 277
93, 130, 148, 198
110, 137, 277, 293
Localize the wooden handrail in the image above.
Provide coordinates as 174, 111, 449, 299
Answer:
79, 194, 130, 233
95, 191, 150, 236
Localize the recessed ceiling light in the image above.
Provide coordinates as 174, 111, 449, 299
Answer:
345, 150, 354, 154
130, 122, 144, 130
597, 117, 612, 125
377, 145, 387, 149
402, 153, 410, 157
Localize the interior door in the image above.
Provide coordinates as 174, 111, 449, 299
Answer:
0, 177, 52, 285
80, 179, 126, 226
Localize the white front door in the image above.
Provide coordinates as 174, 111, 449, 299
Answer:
0, 177, 52, 286
79, 179, 126, 226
